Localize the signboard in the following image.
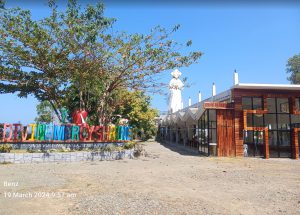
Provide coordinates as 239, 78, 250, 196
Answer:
0, 123, 130, 143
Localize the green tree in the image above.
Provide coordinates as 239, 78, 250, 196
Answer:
113, 90, 159, 140
0, 0, 202, 125
0, 0, 114, 121
35, 101, 54, 123
0, 0, 5, 9
287, 54, 300, 84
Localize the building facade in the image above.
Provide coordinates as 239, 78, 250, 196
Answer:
158, 80, 300, 159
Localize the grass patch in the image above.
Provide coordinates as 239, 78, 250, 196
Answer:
0, 144, 12, 153
123, 141, 137, 149
0, 161, 12, 165
10, 149, 28, 153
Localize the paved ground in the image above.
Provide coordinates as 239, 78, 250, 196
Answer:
0, 141, 299, 215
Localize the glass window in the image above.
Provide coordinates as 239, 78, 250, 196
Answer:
267, 98, 276, 113
208, 110, 216, 121
244, 130, 254, 143
243, 130, 264, 157
296, 98, 300, 111
209, 121, 216, 129
193, 124, 196, 136
291, 114, 300, 128
253, 97, 263, 110
278, 131, 291, 158
204, 111, 208, 128
198, 109, 217, 156
242, 97, 252, 110
204, 129, 208, 143
253, 114, 264, 127
279, 131, 290, 146
277, 114, 290, 130
209, 129, 216, 143
269, 130, 277, 147
198, 114, 206, 155
269, 130, 278, 158
254, 131, 264, 145
277, 98, 289, 113
247, 114, 253, 127
242, 97, 263, 110
244, 97, 293, 158
247, 113, 264, 127
265, 114, 277, 130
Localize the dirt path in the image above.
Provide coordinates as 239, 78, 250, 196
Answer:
0, 141, 300, 215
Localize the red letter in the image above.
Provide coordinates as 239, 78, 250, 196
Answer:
88, 126, 94, 141
21, 125, 28, 141
13, 124, 21, 141
3, 124, 13, 141
80, 124, 89, 141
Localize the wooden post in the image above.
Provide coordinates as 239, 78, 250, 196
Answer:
291, 128, 299, 159
264, 128, 269, 159
233, 96, 244, 157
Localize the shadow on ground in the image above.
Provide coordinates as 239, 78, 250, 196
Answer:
156, 141, 202, 156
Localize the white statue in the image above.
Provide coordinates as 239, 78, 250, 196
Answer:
169, 69, 184, 113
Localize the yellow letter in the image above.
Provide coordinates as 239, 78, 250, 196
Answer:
29, 124, 37, 140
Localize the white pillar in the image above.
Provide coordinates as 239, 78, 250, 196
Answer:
188, 97, 191, 106
212, 83, 216, 97
181, 101, 183, 109
198, 91, 202, 102
234, 69, 239, 85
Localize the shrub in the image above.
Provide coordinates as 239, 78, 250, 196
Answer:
26, 148, 34, 153
0, 144, 12, 153
123, 141, 136, 149
104, 144, 116, 152
0, 161, 12, 165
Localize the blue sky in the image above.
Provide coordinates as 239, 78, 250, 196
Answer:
1, 1, 300, 124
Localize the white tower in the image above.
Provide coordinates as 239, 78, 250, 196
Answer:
234, 70, 239, 85
169, 69, 184, 113
212, 82, 216, 96
198, 91, 202, 102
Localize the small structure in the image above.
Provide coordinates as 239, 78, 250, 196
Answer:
158, 71, 300, 159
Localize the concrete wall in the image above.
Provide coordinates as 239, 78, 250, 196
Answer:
11, 143, 123, 150
0, 149, 134, 164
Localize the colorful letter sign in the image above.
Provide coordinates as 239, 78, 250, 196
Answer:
0, 123, 131, 143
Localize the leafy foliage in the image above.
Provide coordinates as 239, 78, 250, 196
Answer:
0, 0, 202, 126
114, 90, 159, 140
123, 141, 137, 149
0, 144, 12, 153
0, 0, 5, 9
287, 54, 300, 84
35, 101, 54, 123
0, 0, 114, 121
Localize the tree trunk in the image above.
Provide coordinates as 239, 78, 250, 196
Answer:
97, 91, 111, 126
